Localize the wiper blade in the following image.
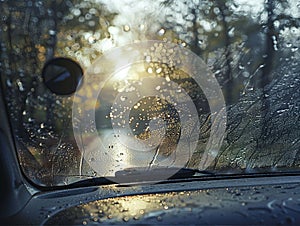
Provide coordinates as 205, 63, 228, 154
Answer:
115, 166, 215, 183
66, 167, 214, 188
66, 176, 115, 188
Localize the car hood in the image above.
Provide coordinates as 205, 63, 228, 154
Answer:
44, 182, 300, 225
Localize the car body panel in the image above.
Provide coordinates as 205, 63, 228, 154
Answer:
4, 175, 300, 225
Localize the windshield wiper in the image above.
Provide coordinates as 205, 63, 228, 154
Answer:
65, 176, 115, 188
116, 166, 217, 184
115, 166, 215, 183
66, 167, 214, 188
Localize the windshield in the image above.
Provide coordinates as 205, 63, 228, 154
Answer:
0, 0, 299, 186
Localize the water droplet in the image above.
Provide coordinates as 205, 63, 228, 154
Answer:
72, 9, 81, 16
276, 109, 289, 114
274, 20, 280, 28
147, 67, 153, 73
158, 28, 165, 36
6, 79, 12, 87
120, 96, 127, 101
157, 216, 163, 221
166, 75, 171, 82
139, 24, 145, 31
139, 209, 145, 214
267, 199, 276, 210
16, 80, 24, 91
123, 25, 130, 32
123, 216, 129, 222
286, 43, 292, 48
242, 72, 250, 78
156, 68, 162, 74
88, 36, 96, 44
145, 55, 151, 63
49, 30, 56, 35
239, 65, 245, 70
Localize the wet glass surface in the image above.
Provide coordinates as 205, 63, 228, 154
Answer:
0, 0, 299, 186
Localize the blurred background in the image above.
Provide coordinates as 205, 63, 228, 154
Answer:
0, 0, 299, 186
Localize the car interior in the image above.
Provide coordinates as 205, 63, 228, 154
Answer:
0, 0, 299, 225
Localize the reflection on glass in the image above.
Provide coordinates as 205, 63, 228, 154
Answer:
0, 0, 299, 186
